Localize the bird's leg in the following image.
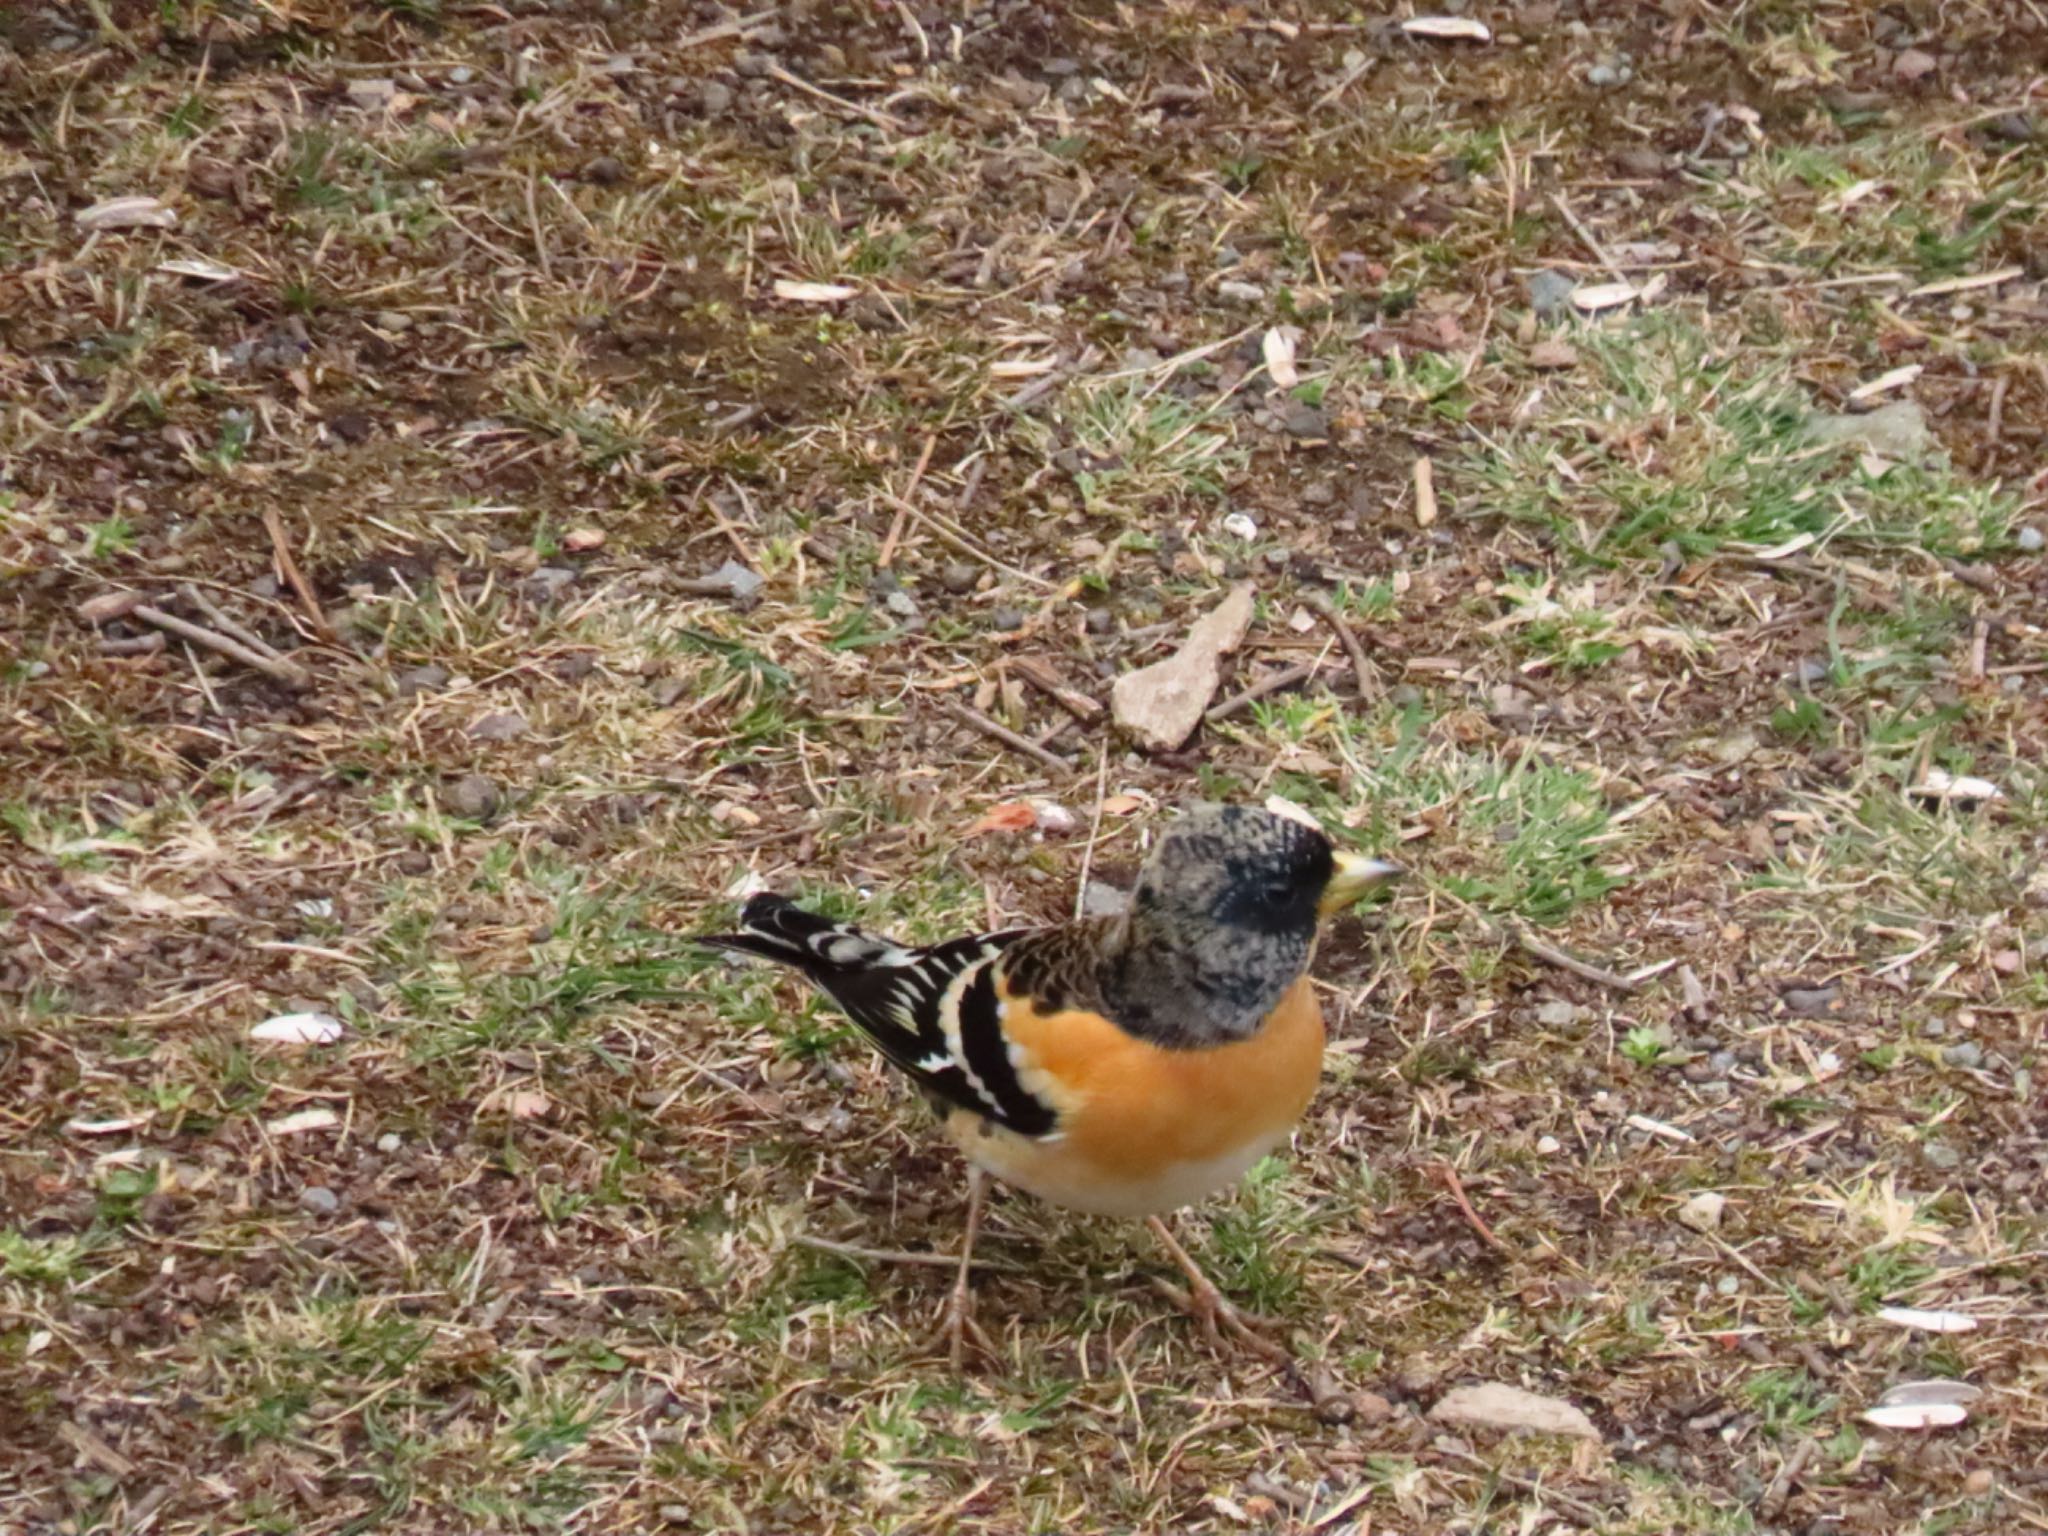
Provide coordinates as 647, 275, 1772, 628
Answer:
934, 1165, 994, 1369
1145, 1216, 1294, 1369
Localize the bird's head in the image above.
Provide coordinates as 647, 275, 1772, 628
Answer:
1131, 803, 1400, 944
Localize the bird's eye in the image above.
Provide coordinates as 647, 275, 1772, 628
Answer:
1261, 881, 1294, 906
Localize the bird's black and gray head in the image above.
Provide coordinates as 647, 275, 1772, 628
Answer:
1097, 803, 1397, 1047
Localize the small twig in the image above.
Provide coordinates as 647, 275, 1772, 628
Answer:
1439, 1449, 1608, 1524
178, 584, 280, 660
1509, 924, 1640, 993
764, 63, 905, 129
934, 695, 1071, 772
1550, 191, 1631, 285
1432, 1162, 1513, 1255
792, 1233, 1015, 1273
261, 506, 332, 639
881, 493, 1052, 588
675, 10, 773, 51
1986, 373, 2008, 446
1759, 1437, 1818, 1520
1206, 660, 1327, 724
134, 605, 308, 686
1073, 750, 1113, 921
877, 433, 937, 570
1968, 616, 1989, 681
524, 168, 552, 280
1300, 590, 1380, 700
1011, 655, 1104, 723
98, 632, 165, 656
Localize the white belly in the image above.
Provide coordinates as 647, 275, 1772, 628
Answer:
960, 1126, 1290, 1219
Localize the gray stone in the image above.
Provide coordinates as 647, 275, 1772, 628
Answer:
529, 565, 577, 601
1922, 1141, 1962, 1170
441, 773, 501, 820
1080, 880, 1130, 918
1281, 404, 1330, 439
699, 80, 733, 114
1525, 269, 1578, 316
2017, 526, 2044, 553
941, 561, 979, 593
1942, 1042, 1984, 1070
299, 1185, 339, 1216
376, 1133, 402, 1154
467, 711, 529, 743
1803, 400, 1933, 461
990, 605, 1026, 632
396, 663, 450, 697
1217, 279, 1264, 303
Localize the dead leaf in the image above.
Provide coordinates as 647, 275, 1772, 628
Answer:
1527, 340, 1580, 370
1848, 364, 1923, 401
77, 195, 178, 231
1892, 48, 1937, 81
1570, 281, 1641, 313
1876, 1306, 1979, 1334
1911, 768, 2002, 805
1401, 16, 1492, 41
267, 1108, 340, 1136
155, 257, 241, 283
965, 801, 1039, 837
1678, 1191, 1726, 1232
1413, 457, 1438, 527
1109, 584, 1256, 751
772, 278, 858, 303
506, 1089, 551, 1119
1261, 327, 1299, 388
250, 1012, 345, 1046
1099, 793, 1147, 816
563, 527, 607, 552
66, 1115, 151, 1137
1863, 1401, 1968, 1430
1429, 1383, 1602, 1441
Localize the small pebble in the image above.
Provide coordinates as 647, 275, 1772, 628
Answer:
2017, 526, 2044, 552
1586, 63, 1618, 86
1280, 403, 1330, 439
376, 1133, 402, 1154
300, 1186, 339, 1216
990, 605, 1026, 632
1535, 1134, 1562, 1155
1084, 607, 1113, 635
1525, 269, 1577, 316
941, 561, 979, 593
441, 774, 501, 820
1923, 1142, 1962, 1170
1217, 279, 1264, 303
1942, 1042, 1984, 1070
396, 663, 450, 697
699, 80, 734, 113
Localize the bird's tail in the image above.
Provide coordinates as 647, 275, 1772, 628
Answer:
696, 892, 915, 976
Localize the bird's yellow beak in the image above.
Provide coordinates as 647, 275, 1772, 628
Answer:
1320, 850, 1402, 917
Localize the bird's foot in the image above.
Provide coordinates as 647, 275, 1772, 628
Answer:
930, 1277, 997, 1370
1151, 1275, 1295, 1368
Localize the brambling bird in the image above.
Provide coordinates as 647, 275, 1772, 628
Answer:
699, 803, 1398, 1368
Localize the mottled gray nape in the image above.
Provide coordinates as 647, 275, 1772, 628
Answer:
1093, 804, 1335, 1047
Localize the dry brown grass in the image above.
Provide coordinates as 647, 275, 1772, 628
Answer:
3, 1, 2046, 1531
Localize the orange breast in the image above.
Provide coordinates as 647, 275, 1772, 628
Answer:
943, 975, 1326, 1217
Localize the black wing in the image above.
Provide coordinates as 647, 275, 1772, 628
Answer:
698, 894, 1056, 1134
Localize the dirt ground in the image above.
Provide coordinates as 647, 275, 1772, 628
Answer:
3, 1, 2046, 1532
